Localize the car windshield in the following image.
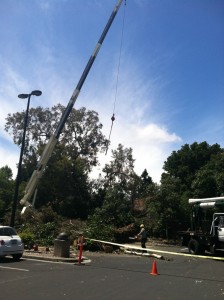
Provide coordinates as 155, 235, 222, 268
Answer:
0, 227, 17, 236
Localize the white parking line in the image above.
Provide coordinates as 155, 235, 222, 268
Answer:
0, 266, 29, 271
24, 258, 74, 264
24, 257, 92, 265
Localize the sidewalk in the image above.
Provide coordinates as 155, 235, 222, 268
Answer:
22, 249, 91, 264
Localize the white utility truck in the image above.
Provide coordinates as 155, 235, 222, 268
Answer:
179, 197, 224, 255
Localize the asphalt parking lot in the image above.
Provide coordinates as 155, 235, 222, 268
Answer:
1, 245, 224, 300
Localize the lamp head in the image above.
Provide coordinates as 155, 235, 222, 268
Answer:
18, 94, 29, 99
31, 90, 42, 96
18, 90, 42, 99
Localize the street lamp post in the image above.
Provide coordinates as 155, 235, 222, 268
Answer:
10, 90, 42, 227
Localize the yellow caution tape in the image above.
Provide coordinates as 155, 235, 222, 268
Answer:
87, 238, 224, 261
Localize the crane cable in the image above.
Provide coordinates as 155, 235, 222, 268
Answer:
105, 0, 126, 155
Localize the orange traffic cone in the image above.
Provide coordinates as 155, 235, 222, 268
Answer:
150, 260, 159, 276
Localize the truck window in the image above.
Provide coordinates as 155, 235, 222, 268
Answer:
219, 216, 224, 228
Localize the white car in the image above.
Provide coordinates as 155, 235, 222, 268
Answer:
0, 226, 24, 260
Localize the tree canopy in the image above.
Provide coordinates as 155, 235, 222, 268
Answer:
5, 105, 108, 219
5, 104, 107, 172
0, 166, 14, 221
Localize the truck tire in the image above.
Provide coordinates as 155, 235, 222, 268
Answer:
210, 244, 216, 255
188, 239, 201, 255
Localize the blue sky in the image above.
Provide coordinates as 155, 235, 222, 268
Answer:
0, 0, 223, 183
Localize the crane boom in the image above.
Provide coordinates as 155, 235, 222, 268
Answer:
20, 0, 124, 208
189, 197, 224, 205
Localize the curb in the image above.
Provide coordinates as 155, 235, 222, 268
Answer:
23, 252, 91, 264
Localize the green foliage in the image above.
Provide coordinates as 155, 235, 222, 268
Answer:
85, 145, 137, 240
85, 182, 135, 241
85, 208, 115, 241
5, 105, 107, 169
18, 231, 35, 248
36, 155, 92, 219
20, 207, 62, 246
0, 166, 14, 221
21, 222, 56, 246
5, 105, 107, 220
135, 169, 153, 198
163, 142, 223, 191
32, 222, 56, 246
192, 152, 224, 197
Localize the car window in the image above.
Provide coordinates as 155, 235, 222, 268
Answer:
0, 227, 17, 236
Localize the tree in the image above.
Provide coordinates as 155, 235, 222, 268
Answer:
86, 144, 137, 239
85, 183, 134, 241
102, 144, 136, 198
135, 169, 153, 198
192, 152, 224, 198
0, 166, 14, 221
5, 105, 108, 218
36, 154, 92, 219
163, 142, 223, 190
5, 105, 107, 173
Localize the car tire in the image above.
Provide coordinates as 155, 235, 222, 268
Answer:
12, 254, 22, 261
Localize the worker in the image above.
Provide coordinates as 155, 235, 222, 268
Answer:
136, 224, 147, 249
